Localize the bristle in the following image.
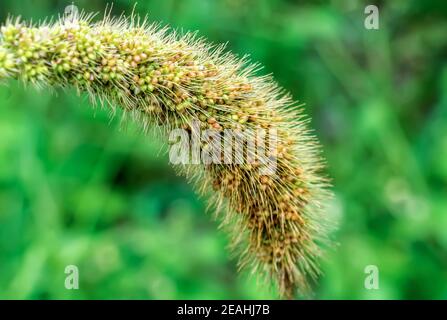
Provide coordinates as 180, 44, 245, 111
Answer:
0, 10, 332, 298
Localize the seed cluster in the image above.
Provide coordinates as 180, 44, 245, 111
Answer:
0, 13, 331, 298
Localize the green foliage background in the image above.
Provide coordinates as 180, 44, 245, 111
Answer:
0, 0, 446, 299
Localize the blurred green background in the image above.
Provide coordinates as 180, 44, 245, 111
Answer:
0, 0, 446, 299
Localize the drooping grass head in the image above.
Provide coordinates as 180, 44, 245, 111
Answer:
0, 9, 333, 299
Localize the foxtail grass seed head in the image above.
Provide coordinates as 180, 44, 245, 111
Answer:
0, 10, 333, 299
